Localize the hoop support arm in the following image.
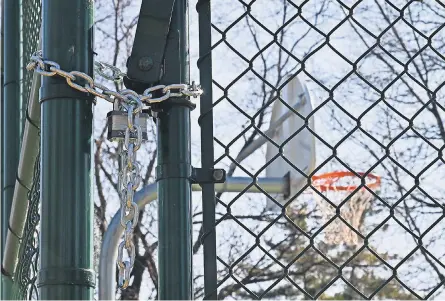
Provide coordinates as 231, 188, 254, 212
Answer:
98, 175, 288, 300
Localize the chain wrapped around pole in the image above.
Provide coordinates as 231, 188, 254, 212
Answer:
26, 51, 203, 289
26, 52, 203, 104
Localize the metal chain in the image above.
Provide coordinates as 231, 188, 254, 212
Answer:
26, 51, 203, 289
116, 95, 143, 288
94, 61, 127, 83
26, 51, 203, 105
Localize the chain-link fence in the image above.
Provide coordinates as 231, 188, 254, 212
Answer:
12, 152, 40, 300
6, 0, 445, 299
21, 0, 42, 131
12, 0, 42, 299
197, 0, 445, 299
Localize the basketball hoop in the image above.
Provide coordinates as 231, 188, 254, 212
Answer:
310, 171, 381, 246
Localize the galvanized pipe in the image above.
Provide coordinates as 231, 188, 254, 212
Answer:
98, 176, 287, 300
2, 70, 41, 277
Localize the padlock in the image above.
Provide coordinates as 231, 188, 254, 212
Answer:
107, 110, 149, 141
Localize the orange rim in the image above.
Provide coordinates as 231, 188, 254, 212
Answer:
311, 171, 381, 192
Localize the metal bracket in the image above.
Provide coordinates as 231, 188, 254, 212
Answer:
38, 268, 96, 288
191, 168, 226, 184
155, 164, 226, 184
124, 0, 176, 93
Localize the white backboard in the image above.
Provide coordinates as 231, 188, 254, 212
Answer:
265, 75, 316, 211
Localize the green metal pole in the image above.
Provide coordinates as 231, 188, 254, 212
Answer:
39, 0, 95, 299
157, 0, 193, 299
0, 0, 2, 295
197, 0, 218, 298
2, 0, 21, 299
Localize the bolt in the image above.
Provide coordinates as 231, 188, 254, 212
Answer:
213, 169, 224, 181
138, 56, 153, 71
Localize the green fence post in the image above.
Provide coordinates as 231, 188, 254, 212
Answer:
1, 0, 3, 298
2, 0, 21, 299
39, 0, 95, 299
0, 2, 2, 296
157, 0, 193, 299
197, 0, 218, 298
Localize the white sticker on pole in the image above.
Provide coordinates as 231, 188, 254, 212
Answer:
265, 76, 316, 211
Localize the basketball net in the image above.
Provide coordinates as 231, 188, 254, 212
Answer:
311, 172, 380, 246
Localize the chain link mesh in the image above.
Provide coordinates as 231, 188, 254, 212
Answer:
197, 0, 445, 299
13, 0, 42, 299
21, 0, 42, 121
12, 151, 41, 300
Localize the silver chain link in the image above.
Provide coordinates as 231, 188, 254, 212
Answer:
26, 51, 203, 105
94, 61, 127, 83
26, 51, 203, 289
116, 95, 143, 288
